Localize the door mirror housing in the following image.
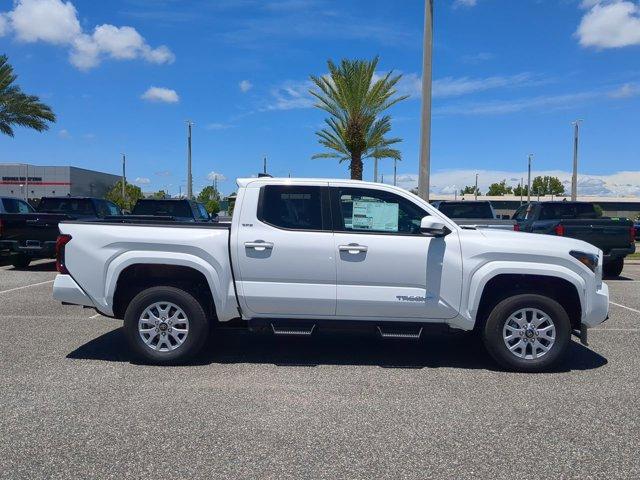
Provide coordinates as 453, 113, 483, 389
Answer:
420, 216, 449, 237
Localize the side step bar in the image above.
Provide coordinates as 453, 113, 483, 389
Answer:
271, 323, 316, 336
377, 326, 423, 340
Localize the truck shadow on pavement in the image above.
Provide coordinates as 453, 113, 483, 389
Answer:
67, 327, 608, 372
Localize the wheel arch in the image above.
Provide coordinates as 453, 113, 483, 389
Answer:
468, 263, 585, 331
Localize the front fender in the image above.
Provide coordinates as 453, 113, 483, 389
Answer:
465, 261, 586, 326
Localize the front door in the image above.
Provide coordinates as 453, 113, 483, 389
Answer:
235, 183, 336, 317
330, 185, 461, 319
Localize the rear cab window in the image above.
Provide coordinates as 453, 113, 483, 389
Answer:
438, 202, 493, 219
37, 198, 96, 215
133, 200, 192, 218
258, 185, 325, 230
2, 198, 35, 213
540, 203, 598, 220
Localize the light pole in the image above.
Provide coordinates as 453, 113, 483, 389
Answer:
121, 153, 126, 203
520, 177, 524, 205
418, 0, 434, 201
527, 154, 533, 203
186, 121, 194, 199
571, 120, 582, 201
474, 173, 479, 200
374, 158, 379, 183
393, 159, 398, 186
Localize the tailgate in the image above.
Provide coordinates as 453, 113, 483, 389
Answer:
562, 220, 633, 253
0, 213, 68, 244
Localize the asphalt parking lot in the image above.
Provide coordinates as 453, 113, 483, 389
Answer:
1, 259, 639, 479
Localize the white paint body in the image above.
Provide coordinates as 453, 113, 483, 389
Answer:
53, 178, 609, 330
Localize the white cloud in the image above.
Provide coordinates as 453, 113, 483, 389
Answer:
391, 169, 640, 197
207, 171, 227, 182
453, 0, 478, 7
267, 80, 314, 110
609, 82, 640, 98
1, 0, 175, 70
141, 86, 179, 103
135, 177, 151, 185
239, 80, 253, 92
205, 123, 233, 130
0, 13, 9, 36
577, 1, 640, 48
155, 170, 171, 177
58, 128, 71, 139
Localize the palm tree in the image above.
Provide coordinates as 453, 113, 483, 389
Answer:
0, 55, 55, 137
309, 56, 408, 180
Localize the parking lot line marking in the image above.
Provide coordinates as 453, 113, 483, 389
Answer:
0, 280, 54, 295
591, 328, 640, 332
89, 313, 102, 319
609, 301, 640, 314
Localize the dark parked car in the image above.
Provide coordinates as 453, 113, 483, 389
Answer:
0, 196, 121, 268
431, 200, 516, 230
129, 199, 214, 222
513, 201, 635, 277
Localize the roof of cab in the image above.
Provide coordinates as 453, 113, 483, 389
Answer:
236, 177, 393, 189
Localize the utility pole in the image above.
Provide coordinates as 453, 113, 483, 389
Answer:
571, 120, 582, 201
121, 153, 126, 204
186, 121, 194, 199
418, 0, 434, 201
374, 158, 379, 183
474, 173, 479, 200
527, 154, 533, 203
393, 159, 397, 186
25, 164, 28, 200
263, 155, 267, 175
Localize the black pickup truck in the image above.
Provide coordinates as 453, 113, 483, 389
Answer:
0, 197, 121, 268
128, 199, 214, 222
513, 201, 635, 277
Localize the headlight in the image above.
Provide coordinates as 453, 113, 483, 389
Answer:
570, 250, 599, 272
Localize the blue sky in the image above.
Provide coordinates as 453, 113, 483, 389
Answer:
1, 0, 640, 196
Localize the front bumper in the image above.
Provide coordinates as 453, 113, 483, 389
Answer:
52, 274, 95, 308
583, 281, 609, 328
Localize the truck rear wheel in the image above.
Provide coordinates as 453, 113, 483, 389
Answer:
123, 286, 209, 365
603, 257, 624, 278
482, 294, 571, 372
10, 254, 31, 269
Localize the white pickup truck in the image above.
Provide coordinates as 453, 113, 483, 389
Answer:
53, 177, 609, 371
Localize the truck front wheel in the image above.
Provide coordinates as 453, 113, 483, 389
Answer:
123, 286, 209, 365
482, 294, 571, 372
603, 257, 624, 278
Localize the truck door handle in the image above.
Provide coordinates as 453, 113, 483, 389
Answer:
245, 241, 274, 251
338, 244, 368, 254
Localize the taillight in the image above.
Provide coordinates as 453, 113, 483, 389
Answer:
55, 234, 72, 274
513, 224, 520, 232
631, 226, 636, 244
555, 224, 565, 236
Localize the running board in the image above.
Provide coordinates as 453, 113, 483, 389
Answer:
271, 323, 316, 336
377, 326, 423, 340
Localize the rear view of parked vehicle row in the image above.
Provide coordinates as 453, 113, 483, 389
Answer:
52, 178, 609, 372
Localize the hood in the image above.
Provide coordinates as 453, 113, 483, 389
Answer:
475, 228, 600, 256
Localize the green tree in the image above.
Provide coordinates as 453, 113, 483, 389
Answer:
531, 176, 565, 196
0, 55, 56, 137
149, 190, 168, 199
105, 180, 144, 211
486, 179, 513, 196
197, 185, 220, 203
512, 184, 529, 197
309, 56, 408, 180
460, 185, 481, 196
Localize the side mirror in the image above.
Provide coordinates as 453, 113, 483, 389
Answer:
420, 215, 449, 237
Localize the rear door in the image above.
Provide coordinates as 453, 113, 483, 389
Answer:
235, 183, 336, 317
330, 184, 462, 319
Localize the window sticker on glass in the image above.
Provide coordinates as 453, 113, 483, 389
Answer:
351, 200, 399, 232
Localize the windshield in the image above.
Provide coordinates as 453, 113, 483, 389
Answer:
37, 198, 95, 215
438, 202, 494, 219
132, 200, 192, 217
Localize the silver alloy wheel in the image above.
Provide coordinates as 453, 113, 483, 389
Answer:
502, 308, 556, 360
138, 302, 189, 352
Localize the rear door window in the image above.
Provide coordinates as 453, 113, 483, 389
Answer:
2, 198, 35, 213
258, 185, 324, 231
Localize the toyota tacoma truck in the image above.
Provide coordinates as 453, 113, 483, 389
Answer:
513, 201, 635, 277
52, 178, 609, 372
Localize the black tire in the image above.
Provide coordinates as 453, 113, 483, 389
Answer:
603, 257, 624, 278
482, 294, 571, 373
10, 255, 31, 269
123, 286, 209, 365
